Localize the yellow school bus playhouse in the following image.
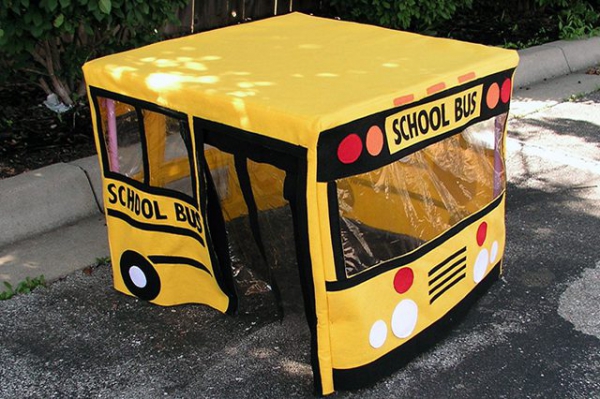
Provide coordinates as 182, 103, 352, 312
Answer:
83, 13, 518, 395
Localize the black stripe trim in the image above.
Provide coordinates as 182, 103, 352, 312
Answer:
429, 264, 467, 296
430, 273, 466, 304
196, 117, 305, 173
331, 262, 501, 391
135, 106, 151, 186
106, 208, 205, 247
326, 193, 504, 291
328, 182, 347, 281
234, 155, 284, 318
429, 256, 466, 287
428, 247, 467, 277
285, 160, 323, 395
198, 140, 238, 314
148, 255, 211, 276
89, 87, 188, 120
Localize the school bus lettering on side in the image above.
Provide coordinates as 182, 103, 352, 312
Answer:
107, 183, 168, 221
173, 202, 204, 235
105, 180, 205, 245
385, 85, 483, 154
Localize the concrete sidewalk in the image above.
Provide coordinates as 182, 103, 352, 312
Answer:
0, 157, 108, 284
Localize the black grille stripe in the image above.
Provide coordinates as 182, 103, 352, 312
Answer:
429, 264, 467, 296
429, 257, 466, 286
428, 246, 467, 277
428, 247, 467, 304
430, 273, 467, 304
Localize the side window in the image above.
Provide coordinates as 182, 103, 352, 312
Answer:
99, 98, 144, 181
143, 109, 194, 198
336, 113, 507, 277
97, 96, 195, 199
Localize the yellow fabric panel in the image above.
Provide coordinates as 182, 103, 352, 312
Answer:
102, 177, 229, 311
107, 219, 229, 311
247, 160, 288, 212
204, 148, 249, 221
339, 165, 452, 241
305, 150, 335, 394
152, 158, 191, 185
327, 198, 505, 370
82, 13, 518, 147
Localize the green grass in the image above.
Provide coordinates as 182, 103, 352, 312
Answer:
0, 275, 46, 300
0, 257, 111, 300
95, 256, 111, 267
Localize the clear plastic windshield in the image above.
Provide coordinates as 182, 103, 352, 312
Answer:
337, 113, 507, 277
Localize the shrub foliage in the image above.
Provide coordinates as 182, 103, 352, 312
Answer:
329, 0, 474, 32
0, 0, 187, 105
330, 0, 599, 42
1, 0, 598, 107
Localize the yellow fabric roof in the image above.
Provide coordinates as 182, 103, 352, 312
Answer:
83, 13, 518, 148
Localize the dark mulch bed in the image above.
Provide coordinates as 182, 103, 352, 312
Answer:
0, 83, 96, 178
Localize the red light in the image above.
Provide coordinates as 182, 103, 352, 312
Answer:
337, 134, 363, 164
393, 267, 414, 294
501, 78, 511, 103
476, 222, 488, 246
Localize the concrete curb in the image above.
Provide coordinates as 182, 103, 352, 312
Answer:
0, 156, 103, 248
70, 155, 104, 211
515, 36, 600, 88
1, 37, 599, 249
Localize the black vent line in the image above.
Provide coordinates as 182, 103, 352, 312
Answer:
428, 247, 467, 304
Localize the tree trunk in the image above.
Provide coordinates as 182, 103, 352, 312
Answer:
50, 74, 74, 106
29, 40, 74, 106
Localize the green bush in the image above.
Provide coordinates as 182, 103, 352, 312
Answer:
509, 1, 600, 40
0, 0, 187, 105
329, 0, 474, 33
557, 1, 600, 39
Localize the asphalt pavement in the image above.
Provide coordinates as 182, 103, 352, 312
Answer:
1, 37, 600, 398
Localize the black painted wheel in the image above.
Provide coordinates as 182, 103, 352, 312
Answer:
120, 250, 161, 301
